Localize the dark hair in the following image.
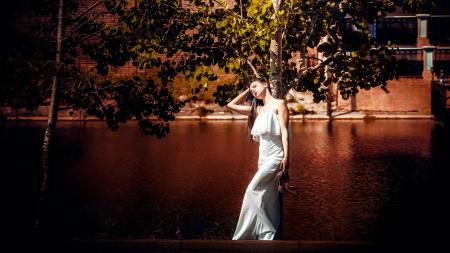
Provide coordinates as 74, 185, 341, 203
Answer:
246, 78, 271, 139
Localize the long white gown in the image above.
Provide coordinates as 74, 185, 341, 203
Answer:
232, 104, 284, 240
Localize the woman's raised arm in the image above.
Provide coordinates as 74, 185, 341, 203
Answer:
226, 88, 253, 116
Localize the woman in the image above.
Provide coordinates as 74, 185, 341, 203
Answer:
227, 78, 290, 240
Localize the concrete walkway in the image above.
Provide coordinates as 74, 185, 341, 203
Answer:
6, 111, 434, 121
38, 239, 394, 253
178, 111, 435, 120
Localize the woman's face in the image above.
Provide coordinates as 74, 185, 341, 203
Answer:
249, 81, 267, 100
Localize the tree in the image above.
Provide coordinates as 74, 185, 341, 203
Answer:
0, 0, 435, 235
2, 0, 436, 132
1, 0, 186, 135
1, 0, 186, 227
38, 0, 65, 229
83, 0, 410, 107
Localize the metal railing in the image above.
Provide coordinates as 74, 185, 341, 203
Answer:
433, 48, 450, 76
395, 48, 423, 76
345, 15, 450, 46
375, 17, 417, 45
429, 16, 450, 45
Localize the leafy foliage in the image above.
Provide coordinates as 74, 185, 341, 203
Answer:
1, 0, 186, 136
0, 0, 435, 133
83, 0, 408, 105
183, 0, 401, 101
212, 84, 238, 107
0, 24, 54, 115
401, 0, 435, 12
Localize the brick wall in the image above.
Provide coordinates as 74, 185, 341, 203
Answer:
336, 77, 431, 114
5, 0, 438, 115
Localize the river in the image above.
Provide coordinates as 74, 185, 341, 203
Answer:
1, 120, 448, 244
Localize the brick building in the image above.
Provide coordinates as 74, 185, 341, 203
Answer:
3, 0, 450, 118
330, 1, 450, 115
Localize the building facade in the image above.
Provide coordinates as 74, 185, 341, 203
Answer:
3, 0, 450, 117
333, 1, 450, 115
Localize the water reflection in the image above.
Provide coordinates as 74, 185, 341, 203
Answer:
1, 120, 448, 244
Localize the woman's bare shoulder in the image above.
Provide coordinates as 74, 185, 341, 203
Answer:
274, 99, 287, 108
275, 98, 287, 104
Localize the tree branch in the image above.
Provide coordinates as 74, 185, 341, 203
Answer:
98, 83, 131, 91
288, 51, 340, 89
68, 0, 102, 23
64, 0, 122, 41
246, 58, 261, 78
254, 54, 268, 70
64, 13, 101, 41
239, 0, 243, 22
231, 48, 262, 78
13, 49, 36, 70
303, 55, 324, 63
73, 26, 109, 44
300, 12, 321, 59
212, 0, 243, 19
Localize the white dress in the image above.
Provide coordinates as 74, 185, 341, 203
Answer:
232, 103, 284, 240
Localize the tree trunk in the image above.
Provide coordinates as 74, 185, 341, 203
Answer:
36, 0, 64, 228
270, 0, 285, 240
269, 0, 284, 99
319, 36, 333, 120
327, 89, 332, 118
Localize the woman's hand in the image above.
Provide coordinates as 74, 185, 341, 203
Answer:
279, 157, 289, 171
276, 159, 296, 195
226, 88, 252, 116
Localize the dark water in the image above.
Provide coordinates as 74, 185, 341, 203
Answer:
1, 120, 449, 246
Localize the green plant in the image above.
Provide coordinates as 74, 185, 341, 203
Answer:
290, 104, 313, 115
